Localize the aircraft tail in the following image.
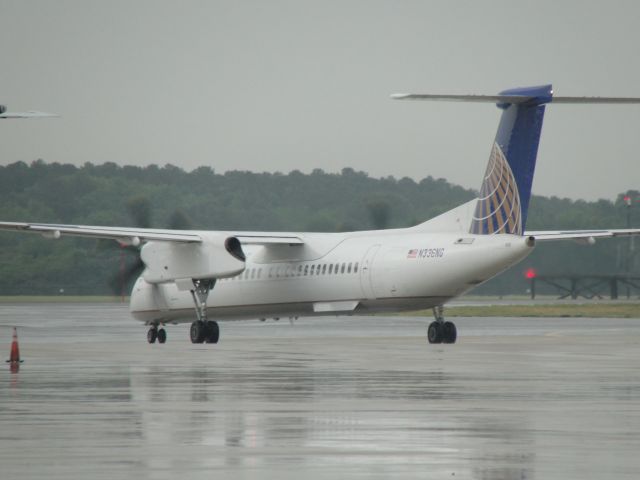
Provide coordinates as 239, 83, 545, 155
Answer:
394, 85, 640, 235
470, 85, 551, 235
399, 84, 552, 235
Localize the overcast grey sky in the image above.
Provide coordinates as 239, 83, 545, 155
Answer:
1, 0, 639, 200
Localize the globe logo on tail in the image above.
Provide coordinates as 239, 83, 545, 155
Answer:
470, 143, 522, 235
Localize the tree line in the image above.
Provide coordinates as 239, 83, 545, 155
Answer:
0, 160, 637, 296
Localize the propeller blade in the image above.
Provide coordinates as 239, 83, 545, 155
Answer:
126, 196, 152, 229
167, 210, 192, 230
109, 255, 145, 295
367, 200, 391, 229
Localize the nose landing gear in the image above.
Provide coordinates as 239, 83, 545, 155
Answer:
428, 306, 457, 344
147, 325, 167, 344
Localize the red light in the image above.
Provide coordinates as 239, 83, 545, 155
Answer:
624, 195, 632, 206
525, 268, 537, 279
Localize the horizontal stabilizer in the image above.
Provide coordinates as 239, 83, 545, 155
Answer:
391, 93, 540, 104
526, 229, 640, 241
391, 93, 640, 106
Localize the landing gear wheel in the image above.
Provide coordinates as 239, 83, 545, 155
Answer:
188, 279, 218, 344
427, 321, 443, 344
190, 321, 206, 344
442, 321, 457, 344
205, 321, 220, 344
147, 327, 157, 344
157, 328, 167, 344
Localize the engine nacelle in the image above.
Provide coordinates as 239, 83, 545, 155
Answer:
140, 235, 245, 284
0, 105, 6, 114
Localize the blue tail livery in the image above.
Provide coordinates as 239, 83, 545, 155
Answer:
471, 84, 551, 234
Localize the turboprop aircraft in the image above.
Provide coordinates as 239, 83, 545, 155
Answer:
1, 84, 639, 345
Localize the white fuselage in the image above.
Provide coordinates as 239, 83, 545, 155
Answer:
129, 231, 534, 325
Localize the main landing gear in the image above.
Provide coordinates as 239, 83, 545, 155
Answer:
189, 279, 220, 344
147, 325, 167, 344
427, 305, 457, 344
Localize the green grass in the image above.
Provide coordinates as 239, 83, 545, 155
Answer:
0, 296, 127, 303
407, 303, 640, 319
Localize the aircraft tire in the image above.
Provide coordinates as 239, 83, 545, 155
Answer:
147, 327, 157, 344
205, 321, 220, 344
427, 321, 443, 344
442, 321, 457, 344
157, 328, 167, 344
190, 321, 206, 344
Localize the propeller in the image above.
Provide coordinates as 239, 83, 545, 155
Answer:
107, 197, 193, 296
366, 200, 391, 229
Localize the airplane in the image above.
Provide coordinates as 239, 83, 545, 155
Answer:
0, 104, 57, 118
1, 84, 639, 345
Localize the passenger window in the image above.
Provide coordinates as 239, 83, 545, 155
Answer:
268, 267, 273, 278
328, 264, 333, 274
347, 262, 352, 273
341, 263, 346, 274
310, 265, 315, 275
354, 262, 359, 273
297, 265, 302, 276
304, 265, 308, 276
317, 265, 321, 275
322, 264, 327, 274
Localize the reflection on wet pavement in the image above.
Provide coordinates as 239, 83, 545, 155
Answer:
1, 304, 640, 479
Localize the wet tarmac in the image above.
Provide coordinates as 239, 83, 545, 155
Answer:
1, 303, 640, 479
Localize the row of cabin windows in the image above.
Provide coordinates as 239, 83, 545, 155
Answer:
220, 262, 359, 282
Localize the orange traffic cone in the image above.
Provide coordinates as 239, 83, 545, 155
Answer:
6, 327, 23, 365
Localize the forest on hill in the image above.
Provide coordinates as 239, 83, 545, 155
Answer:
0, 160, 637, 296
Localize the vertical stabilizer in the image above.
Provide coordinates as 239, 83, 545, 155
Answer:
469, 85, 552, 235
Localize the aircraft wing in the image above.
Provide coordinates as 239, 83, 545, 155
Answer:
525, 229, 640, 242
0, 221, 305, 246
0, 222, 202, 244
0, 111, 58, 118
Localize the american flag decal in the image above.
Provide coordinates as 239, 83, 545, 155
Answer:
470, 142, 522, 235
407, 249, 418, 258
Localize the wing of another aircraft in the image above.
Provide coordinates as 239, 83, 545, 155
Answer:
0, 111, 58, 118
526, 229, 640, 242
